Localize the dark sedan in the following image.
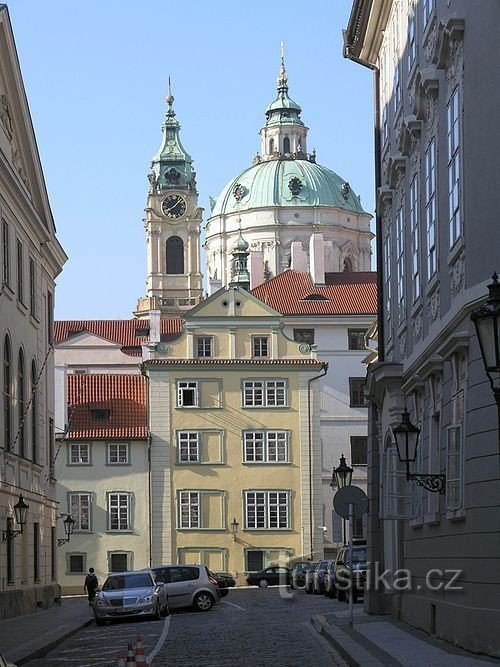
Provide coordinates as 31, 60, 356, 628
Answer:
246, 566, 291, 588
214, 572, 236, 587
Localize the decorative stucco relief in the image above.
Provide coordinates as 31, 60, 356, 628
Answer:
428, 288, 440, 322
424, 94, 438, 145
449, 250, 465, 296
398, 331, 407, 358
0, 94, 13, 139
414, 311, 423, 342
409, 133, 421, 176
423, 20, 438, 63
446, 37, 464, 98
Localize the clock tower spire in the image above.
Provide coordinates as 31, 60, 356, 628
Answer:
135, 86, 203, 318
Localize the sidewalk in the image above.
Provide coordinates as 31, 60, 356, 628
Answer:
312, 607, 500, 667
0, 596, 94, 666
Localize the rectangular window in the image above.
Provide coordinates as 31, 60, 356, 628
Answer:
2, 220, 9, 287
351, 436, 367, 465
48, 418, 55, 479
178, 432, 199, 462
29, 258, 36, 316
6, 518, 14, 583
410, 175, 420, 301
243, 380, 286, 407
252, 336, 269, 358
384, 231, 392, 326
446, 425, 463, 511
69, 443, 90, 465
448, 88, 461, 247
16, 239, 23, 302
68, 553, 85, 574
245, 491, 290, 529
382, 105, 388, 145
107, 442, 129, 464
349, 378, 366, 408
396, 207, 405, 322
108, 493, 131, 531
179, 491, 200, 528
293, 329, 315, 344
196, 336, 212, 358
109, 552, 130, 573
423, 0, 435, 27
393, 63, 401, 113
34, 522, 40, 582
348, 329, 367, 351
425, 138, 437, 279
178, 491, 224, 529
408, 12, 416, 71
243, 431, 288, 463
177, 381, 198, 407
70, 493, 91, 531
47, 292, 53, 345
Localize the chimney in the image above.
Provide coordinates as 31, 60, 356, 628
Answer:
54, 364, 67, 436
290, 241, 308, 272
309, 233, 325, 284
249, 249, 265, 289
149, 310, 161, 343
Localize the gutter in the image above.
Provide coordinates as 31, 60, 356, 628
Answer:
307, 361, 329, 559
342, 31, 383, 361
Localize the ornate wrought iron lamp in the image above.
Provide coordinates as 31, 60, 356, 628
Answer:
393, 410, 445, 494
58, 515, 75, 547
230, 517, 239, 541
330, 454, 354, 544
2, 494, 29, 542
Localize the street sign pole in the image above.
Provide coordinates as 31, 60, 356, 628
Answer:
349, 502, 354, 628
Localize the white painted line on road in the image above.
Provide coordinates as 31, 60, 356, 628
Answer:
146, 615, 171, 666
221, 600, 246, 611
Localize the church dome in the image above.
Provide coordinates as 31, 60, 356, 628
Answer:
211, 158, 367, 217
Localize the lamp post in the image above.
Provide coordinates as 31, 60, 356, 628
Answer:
330, 454, 354, 544
58, 515, 75, 547
2, 494, 29, 542
393, 409, 445, 494
230, 517, 239, 541
470, 272, 500, 457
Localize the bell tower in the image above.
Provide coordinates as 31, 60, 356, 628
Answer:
135, 86, 203, 318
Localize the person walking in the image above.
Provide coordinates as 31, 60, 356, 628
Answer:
84, 567, 98, 604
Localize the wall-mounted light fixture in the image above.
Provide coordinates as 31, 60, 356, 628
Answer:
230, 517, 239, 541
2, 494, 29, 542
393, 409, 445, 494
58, 515, 75, 547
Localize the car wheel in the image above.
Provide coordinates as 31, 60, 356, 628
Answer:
194, 591, 214, 611
152, 601, 161, 620
160, 601, 169, 617
258, 579, 269, 588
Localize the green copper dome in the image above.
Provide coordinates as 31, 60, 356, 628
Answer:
210, 158, 367, 217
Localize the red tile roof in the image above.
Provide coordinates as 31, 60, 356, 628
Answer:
65, 374, 148, 440
251, 271, 377, 315
54, 318, 184, 356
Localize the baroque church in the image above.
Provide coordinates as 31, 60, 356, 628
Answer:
54, 55, 376, 590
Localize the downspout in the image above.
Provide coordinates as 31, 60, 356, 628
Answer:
343, 38, 384, 361
307, 362, 329, 559
148, 432, 152, 567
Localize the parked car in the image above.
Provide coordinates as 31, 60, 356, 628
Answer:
313, 560, 333, 595
150, 564, 221, 611
93, 570, 168, 625
208, 571, 234, 597
246, 566, 291, 588
214, 572, 236, 587
323, 560, 337, 598
290, 561, 310, 589
304, 562, 318, 594
333, 545, 367, 602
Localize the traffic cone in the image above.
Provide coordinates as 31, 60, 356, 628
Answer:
135, 635, 147, 666
116, 651, 126, 667
126, 641, 136, 665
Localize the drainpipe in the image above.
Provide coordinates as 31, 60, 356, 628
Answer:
307, 362, 329, 559
148, 432, 152, 567
343, 38, 383, 361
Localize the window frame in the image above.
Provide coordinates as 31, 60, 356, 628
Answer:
108, 551, 132, 573
67, 552, 86, 575
349, 377, 366, 408
293, 329, 315, 345
177, 380, 199, 408
425, 138, 437, 279
348, 329, 367, 351
107, 442, 130, 465
107, 492, 132, 532
243, 430, 289, 463
195, 336, 213, 358
242, 379, 287, 408
244, 490, 290, 530
2, 219, 10, 288
68, 442, 91, 465
447, 87, 461, 248
177, 489, 225, 530
396, 206, 405, 323
350, 436, 368, 466
70, 492, 92, 531
252, 336, 269, 358
409, 175, 420, 302
178, 431, 200, 463
16, 238, 24, 304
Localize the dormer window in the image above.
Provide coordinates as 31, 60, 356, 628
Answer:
253, 336, 269, 358
302, 294, 328, 301
135, 327, 149, 338
91, 408, 110, 420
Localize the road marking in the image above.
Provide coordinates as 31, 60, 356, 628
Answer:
220, 600, 246, 611
146, 615, 171, 665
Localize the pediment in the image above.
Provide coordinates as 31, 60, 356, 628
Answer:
186, 286, 282, 319
56, 332, 122, 349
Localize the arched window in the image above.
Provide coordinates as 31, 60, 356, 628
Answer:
343, 258, 352, 272
3, 336, 11, 451
283, 137, 290, 153
166, 237, 184, 274
269, 138, 274, 154
31, 361, 37, 463
18, 349, 25, 457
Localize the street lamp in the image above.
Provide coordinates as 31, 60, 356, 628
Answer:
330, 454, 354, 544
2, 494, 29, 542
58, 515, 75, 547
230, 517, 239, 541
393, 409, 445, 494
470, 272, 500, 455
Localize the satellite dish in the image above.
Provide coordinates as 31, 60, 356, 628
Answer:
333, 485, 368, 519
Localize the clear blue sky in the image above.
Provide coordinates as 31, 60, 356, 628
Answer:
6, 0, 374, 320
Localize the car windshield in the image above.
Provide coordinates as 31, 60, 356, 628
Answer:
346, 548, 367, 564
103, 573, 153, 590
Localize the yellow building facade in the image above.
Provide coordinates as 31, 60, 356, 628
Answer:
143, 286, 326, 582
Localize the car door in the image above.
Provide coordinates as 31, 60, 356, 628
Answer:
163, 566, 199, 609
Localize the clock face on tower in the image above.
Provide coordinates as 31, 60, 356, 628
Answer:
161, 194, 187, 219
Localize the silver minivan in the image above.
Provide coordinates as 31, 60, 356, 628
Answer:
149, 564, 221, 611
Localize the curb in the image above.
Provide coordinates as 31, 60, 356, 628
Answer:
310, 614, 386, 667
17, 618, 94, 666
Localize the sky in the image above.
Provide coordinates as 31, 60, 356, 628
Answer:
6, 0, 375, 321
